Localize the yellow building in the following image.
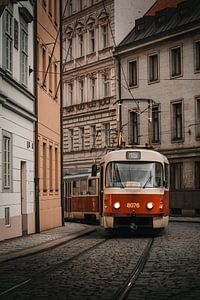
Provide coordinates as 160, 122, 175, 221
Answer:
34, 0, 63, 231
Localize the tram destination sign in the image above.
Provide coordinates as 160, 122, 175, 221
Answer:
126, 151, 141, 160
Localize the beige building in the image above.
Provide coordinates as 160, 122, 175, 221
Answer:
115, 0, 200, 216
62, 0, 156, 175
0, 1, 35, 241
35, 0, 63, 231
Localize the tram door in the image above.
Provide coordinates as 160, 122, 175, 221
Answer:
65, 181, 72, 218
99, 165, 104, 217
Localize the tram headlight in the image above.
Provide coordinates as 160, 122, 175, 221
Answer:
146, 202, 154, 210
113, 202, 121, 209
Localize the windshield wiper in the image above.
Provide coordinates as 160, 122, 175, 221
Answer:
142, 174, 152, 189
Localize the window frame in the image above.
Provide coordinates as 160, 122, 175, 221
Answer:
148, 52, 159, 83
194, 40, 200, 73
152, 105, 160, 144
170, 45, 183, 78
3, 7, 13, 73
128, 59, 138, 88
102, 73, 110, 97
129, 111, 139, 145
171, 100, 184, 142
102, 24, 109, 48
2, 130, 13, 192
195, 96, 200, 139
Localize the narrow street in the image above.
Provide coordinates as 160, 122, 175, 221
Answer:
0, 221, 199, 300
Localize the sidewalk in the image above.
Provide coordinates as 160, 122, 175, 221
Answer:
170, 216, 200, 223
0, 222, 96, 264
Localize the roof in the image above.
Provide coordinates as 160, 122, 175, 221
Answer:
146, 0, 186, 16
116, 0, 200, 52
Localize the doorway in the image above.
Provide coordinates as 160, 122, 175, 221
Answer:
21, 161, 27, 235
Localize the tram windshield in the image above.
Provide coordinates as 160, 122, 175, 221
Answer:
105, 162, 163, 188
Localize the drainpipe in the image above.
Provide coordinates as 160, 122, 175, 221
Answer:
34, 0, 40, 233
60, 0, 65, 226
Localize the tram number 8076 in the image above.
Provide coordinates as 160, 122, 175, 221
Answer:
127, 202, 140, 209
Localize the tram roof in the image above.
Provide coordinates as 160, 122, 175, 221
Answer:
100, 148, 169, 164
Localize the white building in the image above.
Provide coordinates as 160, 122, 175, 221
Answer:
115, 0, 200, 216
62, 0, 156, 175
0, 1, 35, 240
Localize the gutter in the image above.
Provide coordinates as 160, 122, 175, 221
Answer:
60, 0, 65, 226
34, 0, 40, 233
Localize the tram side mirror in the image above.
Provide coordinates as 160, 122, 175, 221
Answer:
91, 164, 97, 177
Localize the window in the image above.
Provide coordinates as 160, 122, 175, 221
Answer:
68, 83, 73, 105
195, 41, 200, 72
129, 111, 138, 144
91, 125, 96, 147
49, 145, 53, 192
48, 0, 52, 17
195, 161, 200, 189
79, 34, 84, 56
170, 163, 183, 190
68, 38, 73, 60
69, 0, 73, 16
149, 53, 159, 82
54, 0, 57, 26
171, 46, 182, 77
89, 29, 95, 53
196, 98, 200, 137
172, 101, 183, 140
49, 56, 52, 93
80, 127, 84, 150
129, 60, 138, 87
2, 131, 12, 191
42, 48, 46, 86
55, 147, 58, 191
43, 142, 47, 192
79, 0, 83, 10
37, 40, 40, 80
90, 77, 96, 100
5, 207, 10, 226
152, 106, 160, 143
80, 79, 84, 102
103, 73, 109, 97
20, 26, 28, 85
104, 123, 110, 146
4, 9, 13, 72
69, 129, 74, 151
54, 63, 57, 98
102, 24, 109, 48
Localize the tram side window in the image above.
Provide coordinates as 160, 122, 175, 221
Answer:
164, 163, 169, 188
155, 163, 162, 187
88, 179, 96, 195
73, 180, 80, 195
80, 179, 87, 195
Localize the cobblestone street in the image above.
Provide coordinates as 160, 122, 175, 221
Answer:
0, 221, 199, 299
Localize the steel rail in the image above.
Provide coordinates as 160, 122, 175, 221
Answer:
113, 238, 154, 300
0, 236, 108, 298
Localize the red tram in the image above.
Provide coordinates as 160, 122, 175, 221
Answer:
64, 148, 170, 229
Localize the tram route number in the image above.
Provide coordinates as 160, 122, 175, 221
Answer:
127, 202, 140, 209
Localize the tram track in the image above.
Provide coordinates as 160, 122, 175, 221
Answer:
113, 237, 154, 300
0, 235, 108, 298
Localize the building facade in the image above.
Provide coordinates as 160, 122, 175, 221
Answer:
0, 1, 35, 240
62, 0, 156, 176
116, 0, 200, 216
35, 0, 62, 231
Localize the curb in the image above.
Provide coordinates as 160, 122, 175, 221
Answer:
0, 227, 96, 264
